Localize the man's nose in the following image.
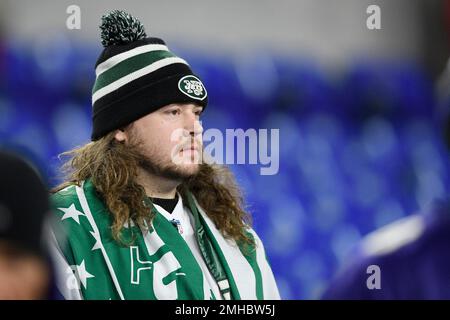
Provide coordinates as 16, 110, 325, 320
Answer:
185, 110, 203, 136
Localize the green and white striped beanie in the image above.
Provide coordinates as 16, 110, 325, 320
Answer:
91, 10, 208, 140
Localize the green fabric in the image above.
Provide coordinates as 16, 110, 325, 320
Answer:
185, 191, 239, 299
92, 50, 177, 93
239, 231, 264, 300
50, 180, 275, 300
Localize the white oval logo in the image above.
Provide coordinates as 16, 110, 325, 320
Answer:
178, 75, 207, 101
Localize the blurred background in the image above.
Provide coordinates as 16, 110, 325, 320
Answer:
1, 0, 450, 299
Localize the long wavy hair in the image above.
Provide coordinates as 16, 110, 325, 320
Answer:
53, 131, 255, 249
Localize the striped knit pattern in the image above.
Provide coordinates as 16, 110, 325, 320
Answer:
92, 43, 188, 105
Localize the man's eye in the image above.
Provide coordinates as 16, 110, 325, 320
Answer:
168, 109, 180, 116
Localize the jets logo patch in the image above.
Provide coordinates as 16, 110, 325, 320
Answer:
178, 75, 207, 101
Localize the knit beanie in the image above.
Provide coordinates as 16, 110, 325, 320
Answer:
91, 10, 208, 140
0, 150, 49, 257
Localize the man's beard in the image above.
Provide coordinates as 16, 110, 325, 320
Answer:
138, 154, 199, 181
131, 140, 200, 182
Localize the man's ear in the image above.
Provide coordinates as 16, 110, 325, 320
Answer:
114, 129, 127, 142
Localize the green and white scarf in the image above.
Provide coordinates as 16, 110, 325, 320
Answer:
48, 180, 280, 300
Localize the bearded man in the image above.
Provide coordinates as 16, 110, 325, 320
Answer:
48, 10, 280, 300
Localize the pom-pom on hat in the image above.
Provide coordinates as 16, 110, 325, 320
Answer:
91, 10, 208, 140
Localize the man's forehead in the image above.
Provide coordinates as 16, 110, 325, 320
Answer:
161, 103, 204, 109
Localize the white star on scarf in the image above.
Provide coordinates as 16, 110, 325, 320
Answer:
76, 260, 95, 290
58, 204, 84, 224
89, 231, 102, 251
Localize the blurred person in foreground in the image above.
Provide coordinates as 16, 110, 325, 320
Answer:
321, 61, 450, 300
48, 10, 280, 300
0, 150, 51, 299
321, 201, 450, 299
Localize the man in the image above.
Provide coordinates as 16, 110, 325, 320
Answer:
0, 150, 51, 299
48, 10, 280, 300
